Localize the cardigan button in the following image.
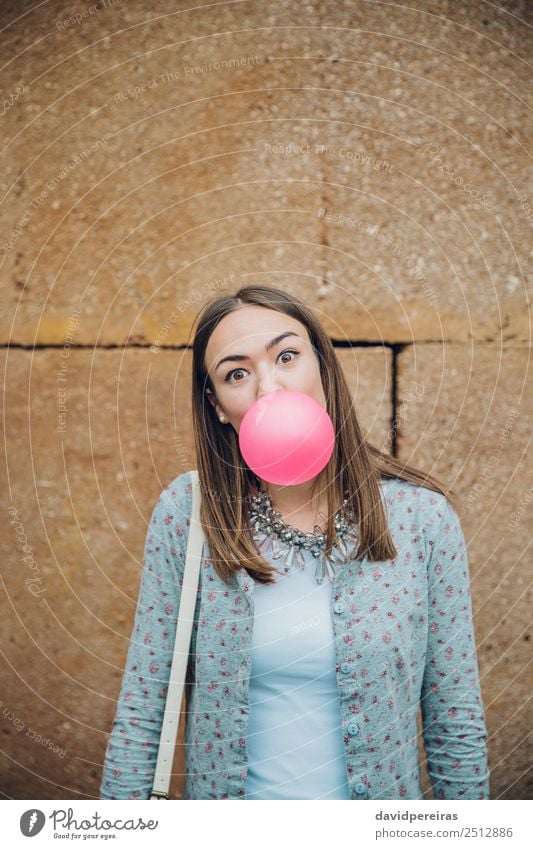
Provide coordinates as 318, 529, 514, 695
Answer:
347, 722, 359, 736
355, 782, 367, 794
333, 599, 346, 614
340, 662, 351, 674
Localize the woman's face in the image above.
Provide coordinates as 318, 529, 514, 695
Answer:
204, 305, 326, 433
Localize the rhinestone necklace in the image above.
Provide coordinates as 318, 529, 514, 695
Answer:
249, 488, 360, 584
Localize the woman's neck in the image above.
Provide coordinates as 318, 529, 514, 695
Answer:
256, 477, 344, 533
262, 479, 323, 515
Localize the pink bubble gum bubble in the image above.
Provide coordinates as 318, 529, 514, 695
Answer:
238, 390, 335, 485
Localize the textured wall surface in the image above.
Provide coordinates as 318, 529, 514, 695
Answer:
1, 0, 531, 801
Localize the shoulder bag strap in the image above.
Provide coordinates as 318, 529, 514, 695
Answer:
149, 469, 203, 799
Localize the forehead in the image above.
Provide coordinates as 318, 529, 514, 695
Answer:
204, 306, 308, 374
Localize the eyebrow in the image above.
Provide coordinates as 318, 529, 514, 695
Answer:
215, 331, 302, 373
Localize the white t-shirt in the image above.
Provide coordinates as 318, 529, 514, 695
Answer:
245, 545, 350, 800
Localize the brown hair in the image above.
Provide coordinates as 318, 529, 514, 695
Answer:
190, 285, 455, 586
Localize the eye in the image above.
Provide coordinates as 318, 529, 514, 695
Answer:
278, 348, 299, 365
224, 349, 300, 383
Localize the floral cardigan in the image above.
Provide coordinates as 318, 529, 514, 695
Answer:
100, 470, 490, 800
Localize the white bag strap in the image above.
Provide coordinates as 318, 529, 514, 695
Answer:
150, 469, 203, 799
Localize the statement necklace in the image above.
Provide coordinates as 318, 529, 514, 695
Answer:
249, 488, 359, 584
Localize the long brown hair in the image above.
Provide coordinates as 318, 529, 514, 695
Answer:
190, 285, 455, 586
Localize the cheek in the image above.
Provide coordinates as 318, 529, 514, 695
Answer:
301, 358, 324, 387
224, 392, 254, 421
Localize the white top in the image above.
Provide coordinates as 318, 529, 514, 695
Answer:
245, 545, 350, 800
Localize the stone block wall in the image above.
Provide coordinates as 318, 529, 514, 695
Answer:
1, 0, 530, 800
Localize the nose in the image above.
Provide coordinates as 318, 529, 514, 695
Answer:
257, 386, 281, 401
256, 369, 283, 400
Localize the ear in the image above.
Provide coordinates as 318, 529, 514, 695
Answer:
205, 387, 218, 412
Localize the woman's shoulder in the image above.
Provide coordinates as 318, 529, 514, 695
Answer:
379, 476, 457, 528
378, 478, 465, 566
149, 469, 196, 518
162, 468, 197, 495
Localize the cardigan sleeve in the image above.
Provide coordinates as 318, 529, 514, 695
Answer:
99, 473, 191, 800
421, 495, 490, 799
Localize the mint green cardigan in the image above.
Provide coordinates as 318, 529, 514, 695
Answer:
100, 471, 490, 800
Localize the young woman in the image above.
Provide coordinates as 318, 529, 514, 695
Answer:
100, 285, 489, 800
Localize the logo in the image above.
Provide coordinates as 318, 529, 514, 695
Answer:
20, 809, 46, 836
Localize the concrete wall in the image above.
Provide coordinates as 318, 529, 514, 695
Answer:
1, 0, 531, 800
